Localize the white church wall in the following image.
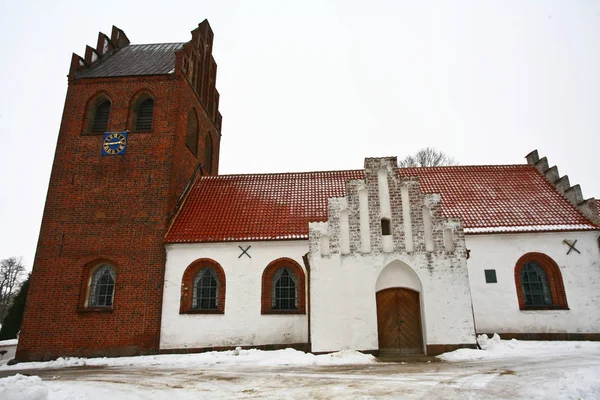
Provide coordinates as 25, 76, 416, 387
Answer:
466, 231, 600, 334
160, 240, 309, 350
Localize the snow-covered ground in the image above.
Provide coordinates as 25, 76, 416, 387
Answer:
0, 336, 599, 399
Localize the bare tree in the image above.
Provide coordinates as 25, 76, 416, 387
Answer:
0, 257, 27, 322
398, 147, 456, 167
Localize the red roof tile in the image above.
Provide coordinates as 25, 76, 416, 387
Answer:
165, 165, 598, 243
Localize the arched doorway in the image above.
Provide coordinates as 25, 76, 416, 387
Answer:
375, 261, 424, 354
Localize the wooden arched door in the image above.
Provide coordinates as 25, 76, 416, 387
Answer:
376, 287, 423, 354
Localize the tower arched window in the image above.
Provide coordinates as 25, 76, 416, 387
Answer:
204, 133, 213, 173
131, 94, 154, 132
261, 258, 306, 314
514, 253, 569, 310
186, 109, 198, 156
88, 264, 116, 307
91, 99, 111, 133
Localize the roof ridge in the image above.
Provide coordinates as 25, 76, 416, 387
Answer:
129, 42, 186, 46
200, 164, 533, 179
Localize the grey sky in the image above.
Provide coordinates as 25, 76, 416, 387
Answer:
0, 0, 598, 268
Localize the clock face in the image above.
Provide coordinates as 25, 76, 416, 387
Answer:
102, 132, 127, 155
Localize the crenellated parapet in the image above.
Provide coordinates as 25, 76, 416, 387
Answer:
69, 26, 130, 78
526, 150, 599, 225
309, 157, 466, 260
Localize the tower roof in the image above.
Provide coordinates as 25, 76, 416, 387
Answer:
75, 42, 184, 78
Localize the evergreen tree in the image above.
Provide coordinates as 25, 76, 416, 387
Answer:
0, 274, 29, 340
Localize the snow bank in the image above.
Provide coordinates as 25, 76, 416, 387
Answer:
0, 374, 48, 400
0, 348, 375, 371
438, 334, 600, 362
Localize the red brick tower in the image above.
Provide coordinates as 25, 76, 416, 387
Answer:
17, 21, 222, 361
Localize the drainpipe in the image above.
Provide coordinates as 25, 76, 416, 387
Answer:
302, 253, 311, 352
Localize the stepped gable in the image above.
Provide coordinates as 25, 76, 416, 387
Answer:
165, 164, 598, 243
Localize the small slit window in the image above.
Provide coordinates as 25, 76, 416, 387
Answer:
134, 98, 154, 131
204, 133, 213, 173
381, 218, 391, 236
92, 100, 111, 132
186, 109, 198, 156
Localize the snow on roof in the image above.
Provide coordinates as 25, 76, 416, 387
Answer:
165, 164, 598, 243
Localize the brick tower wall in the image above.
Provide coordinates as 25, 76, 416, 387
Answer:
17, 23, 221, 361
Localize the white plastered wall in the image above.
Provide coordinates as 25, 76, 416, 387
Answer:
160, 240, 309, 350
309, 251, 476, 353
466, 230, 600, 334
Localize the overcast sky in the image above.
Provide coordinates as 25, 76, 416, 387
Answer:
0, 0, 598, 268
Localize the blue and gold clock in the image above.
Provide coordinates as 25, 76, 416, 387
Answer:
102, 132, 128, 156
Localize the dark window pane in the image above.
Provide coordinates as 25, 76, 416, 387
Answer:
484, 269, 497, 283
521, 262, 552, 306
272, 267, 298, 310
93, 101, 111, 132
136, 98, 154, 131
193, 267, 219, 310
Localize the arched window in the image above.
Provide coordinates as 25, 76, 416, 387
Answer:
88, 264, 116, 307
261, 258, 306, 314
90, 99, 111, 133
514, 253, 568, 310
193, 267, 218, 310
186, 109, 198, 156
204, 133, 213, 173
131, 94, 154, 132
180, 258, 225, 314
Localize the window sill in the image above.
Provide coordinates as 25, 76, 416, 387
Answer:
77, 307, 115, 313
180, 309, 224, 315
261, 310, 306, 315
131, 130, 153, 134
520, 306, 570, 311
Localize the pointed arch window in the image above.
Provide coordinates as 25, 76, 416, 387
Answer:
180, 259, 225, 314
193, 267, 219, 310
88, 264, 115, 307
261, 258, 306, 314
92, 100, 111, 133
186, 109, 198, 156
204, 133, 213, 173
132, 95, 154, 132
514, 253, 569, 310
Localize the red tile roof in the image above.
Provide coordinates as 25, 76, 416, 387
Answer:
165, 165, 598, 243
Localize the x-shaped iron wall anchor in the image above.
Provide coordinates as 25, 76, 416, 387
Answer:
562, 239, 580, 255
238, 245, 251, 259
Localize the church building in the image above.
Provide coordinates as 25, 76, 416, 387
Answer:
16, 21, 600, 362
